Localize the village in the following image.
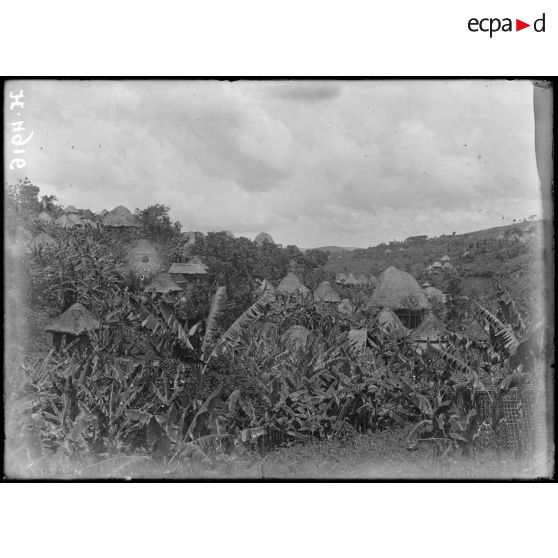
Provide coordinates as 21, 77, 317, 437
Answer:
5, 180, 549, 478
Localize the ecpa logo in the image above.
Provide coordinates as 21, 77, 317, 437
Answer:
468, 13, 546, 37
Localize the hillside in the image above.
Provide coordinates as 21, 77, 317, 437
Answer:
324, 219, 548, 323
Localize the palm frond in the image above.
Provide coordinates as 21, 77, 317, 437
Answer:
208, 289, 275, 361
471, 300, 518, 355
201, 286, 227, 360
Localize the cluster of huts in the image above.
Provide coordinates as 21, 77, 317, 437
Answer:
46, 262, 478, 356
426, 254, 454, 275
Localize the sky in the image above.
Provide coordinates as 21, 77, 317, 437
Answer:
4, 79, 543, 247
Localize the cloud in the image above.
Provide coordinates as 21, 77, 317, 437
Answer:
6, 79, 542, 247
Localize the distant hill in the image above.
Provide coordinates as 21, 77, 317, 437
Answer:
312, 246, 360, 254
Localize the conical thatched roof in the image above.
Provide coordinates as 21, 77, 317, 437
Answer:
313, 281, 341, 302
443, 262, 454, 270
103, 206, 139, 228
145, 273, 182, 294
410, 313, 448, 342
378, 307, 407, 335
222, 231, 234, 238
38, 211, 53, 223
277, 272, 310, 296
98, 209, 109, 217
426, 264, 433, 272
64, 205, 79, 214
441, 255, 450, 262
68, 213, 84, 225
45, 303, 100, 336
424, 286, 445, 305
255, 232, 274, 247
127, 239, 163, 274
431, 261, 443, 269
370, 267, 430, 311
31, 232, 58, 250
421, 282, 431, 288
55, 214, 76, 228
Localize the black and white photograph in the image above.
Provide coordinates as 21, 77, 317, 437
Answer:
3, 79, 554, 479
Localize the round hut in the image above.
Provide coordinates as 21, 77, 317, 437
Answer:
313, 281, 341, 302
45, 303, 100, 352
64, 205, 79, 214
277, 272, 310, 297
441, 255, 450, 262
55, 214, 76, 228
370, 266, 430, 329
410, 312, 448, 350
254, 232, 274, 247
103, 206, 139, 238
377, 307, 408, 336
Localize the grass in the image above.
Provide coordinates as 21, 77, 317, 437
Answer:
5, 425, 541, 480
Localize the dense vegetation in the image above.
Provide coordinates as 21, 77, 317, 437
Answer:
4, 179, 548, 478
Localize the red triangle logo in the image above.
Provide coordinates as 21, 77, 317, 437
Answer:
516, 19, 530, 31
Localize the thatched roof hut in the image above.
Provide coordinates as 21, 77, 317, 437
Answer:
441, 255, 450, 262
168, 256, 209, 276
371, 267, 430, 328
98, 209, 109, 217
64, 205, 79, 214
103, 206, 139, 228
431, 261, 443, 269
277, 272, 310, 296
31, 232, 58, 250
127, 239, 164, 275
313, 281, 341, 302
255, 232, 274, 247
424, 286, 445, 305
222, 231, 234, 238
377, 307, 407, 336
145, 273, 182, 294
68, 213, 85, 226
443, 262, 454, 270
410, 313, 448, 343
55, 214, 76, 228
370, 267, 430, 312
45, 303, 100, 336
38, 211, 53, 223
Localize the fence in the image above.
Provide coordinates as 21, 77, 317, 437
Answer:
474, 388, 535, 454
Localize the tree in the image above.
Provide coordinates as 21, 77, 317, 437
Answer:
135, 204, 180, 241
7, 178, 41, 214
